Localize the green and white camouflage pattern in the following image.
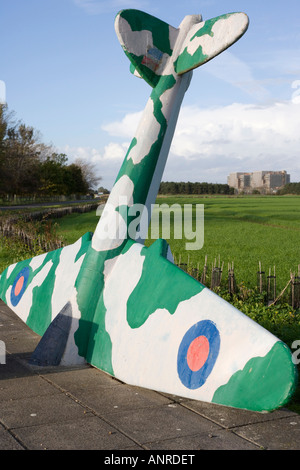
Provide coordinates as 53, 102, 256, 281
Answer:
0, 9, 297, 412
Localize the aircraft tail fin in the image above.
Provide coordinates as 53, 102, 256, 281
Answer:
115, 9, 179, 88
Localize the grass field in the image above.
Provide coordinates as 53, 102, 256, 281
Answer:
53, 195, 300, 292
155, 195, 300, 292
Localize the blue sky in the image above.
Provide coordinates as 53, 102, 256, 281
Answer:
1, 0, 300, 189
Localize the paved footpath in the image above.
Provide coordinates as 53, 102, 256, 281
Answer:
0, 300, 299, 452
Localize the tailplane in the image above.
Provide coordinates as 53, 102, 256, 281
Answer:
175, 12, 249, 74
115, 9, 249, 86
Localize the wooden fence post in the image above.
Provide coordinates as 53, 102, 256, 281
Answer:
200, 255, 208, 285
228, 262, 236, 295
267, 266, 276, 306
257, 261, 266, 294
291, 268, 300, 309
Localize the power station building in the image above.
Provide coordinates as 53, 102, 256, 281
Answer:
227, 170, 290, 194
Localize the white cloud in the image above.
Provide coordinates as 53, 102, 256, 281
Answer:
61, 143, 128, 190
102, 142, 129, 160
102, 111, 141, 138
63, 143, 128, 163
167, 99, 300, 182
61, 98, 300, 189
173, 100, 300, 157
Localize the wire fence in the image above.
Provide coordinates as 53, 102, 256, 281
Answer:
0, 203, 99, 253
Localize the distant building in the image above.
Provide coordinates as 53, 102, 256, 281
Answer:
227, 170, 290, 194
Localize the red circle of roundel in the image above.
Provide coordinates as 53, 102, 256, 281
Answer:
14, 276, 25, 297
177, 320, 220, 390
187, 335, 210, 372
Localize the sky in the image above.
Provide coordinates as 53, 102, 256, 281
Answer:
1, 0, 300, 190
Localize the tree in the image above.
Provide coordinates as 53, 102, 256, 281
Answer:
98, 186, 110, 194
5, 125, 38, 194
0, 104, 8, 194
74, 158, 102, 192
158, 181, 234, 195
279, 182, 300, 195
0, 104, 102, 199
38, 153, 88, 196
38, 155, 67, 195
64, 164, 89, 195
0, 105, 52, 195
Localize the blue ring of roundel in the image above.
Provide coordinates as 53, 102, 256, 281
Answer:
177, 320, 220, 390
10, 266, 31, 307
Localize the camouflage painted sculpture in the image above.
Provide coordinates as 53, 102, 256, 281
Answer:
0, 9, 297, 411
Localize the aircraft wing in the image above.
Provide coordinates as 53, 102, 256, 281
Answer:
0, 234, 297, 411
0, 232, 92, 342
88, 238, 297, 412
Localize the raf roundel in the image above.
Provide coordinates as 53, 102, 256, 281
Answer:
10, 267, 31, 307
177, 320, 220, 389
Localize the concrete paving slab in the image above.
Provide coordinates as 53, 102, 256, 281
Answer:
102, 403, 260, 450
0, 373, 61, 401
179, 397, 299, 428
232, 414, 300, 450
12, 416, 142, 451
38, 366, 123, 392
0, 354, 35, 379
0, 423, 24, 450
145, 428, 259, 450
0, 330, 39, 355
0, 392, 93, 429
65, 384, 174, 418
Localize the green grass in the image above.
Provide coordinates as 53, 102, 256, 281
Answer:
48, 195, 300, 292
0, 237, 44, 272
149, 195, 300, 292
0, 202, 99, 272
54, 210, 98, 245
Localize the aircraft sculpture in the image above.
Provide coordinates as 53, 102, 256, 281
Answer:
0, 9, 297, 411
